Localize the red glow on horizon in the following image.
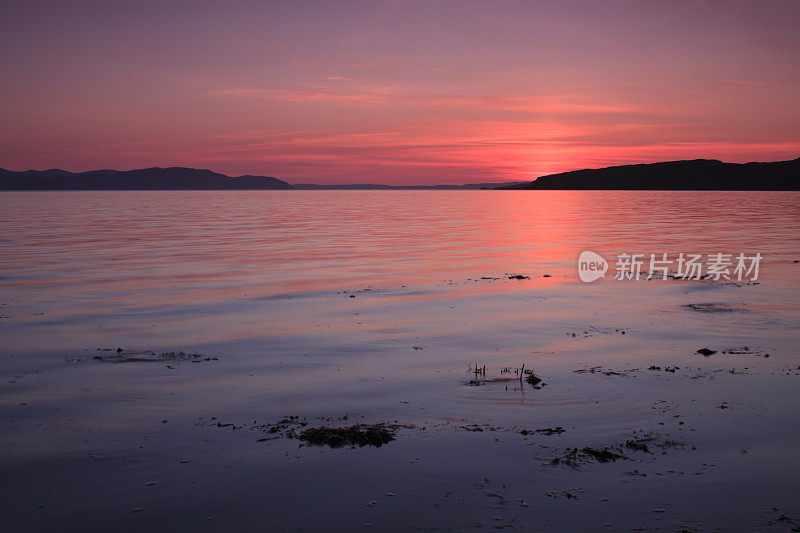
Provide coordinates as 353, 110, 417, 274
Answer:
1, 2, 799, 185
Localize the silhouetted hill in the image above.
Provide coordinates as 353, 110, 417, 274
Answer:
0, 167, 293, 190
497, 157, 800, 190
293, 182, 526, 190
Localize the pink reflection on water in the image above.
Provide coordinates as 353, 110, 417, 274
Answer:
0, 190, 798, 351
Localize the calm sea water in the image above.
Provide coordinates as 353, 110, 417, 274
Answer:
1, 190, 797, 350
1, 190, 799, 531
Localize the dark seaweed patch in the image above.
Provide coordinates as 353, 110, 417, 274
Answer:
298, 424, 395, 448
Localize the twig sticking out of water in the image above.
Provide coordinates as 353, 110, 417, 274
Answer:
472, 364, 486, 378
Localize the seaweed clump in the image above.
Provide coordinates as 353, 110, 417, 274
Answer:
520, 426, 565, 436
581, 447, 624, 463
298, 424, 395, 448
525, 373, 542, 386
625, 440, 650, 453
550, 446, 625, 467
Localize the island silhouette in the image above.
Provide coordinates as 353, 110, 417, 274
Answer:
497, 157, 800, 190
0, 167, 293, 190
2, 157, 798, 190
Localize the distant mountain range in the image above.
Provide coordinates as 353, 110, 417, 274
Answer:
497, 157, 800, 190
0, 166, 525, 190
0, 167, 293, 190
2, 157, 798, 191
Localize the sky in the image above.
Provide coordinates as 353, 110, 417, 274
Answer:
1, 0, 799, 185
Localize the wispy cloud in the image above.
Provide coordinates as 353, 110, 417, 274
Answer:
202, 78, 650, 118
80, 116, 800, 184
